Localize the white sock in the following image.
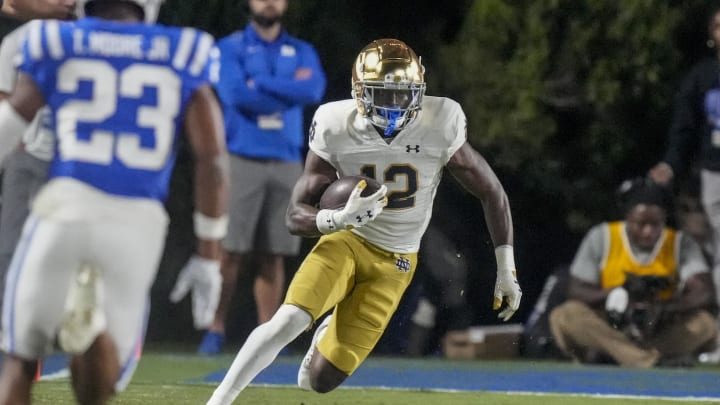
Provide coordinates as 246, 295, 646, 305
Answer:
297, 314, 332, 390
206, 305, 311, 405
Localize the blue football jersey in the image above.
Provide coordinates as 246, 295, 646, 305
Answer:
19, 18, 219, 201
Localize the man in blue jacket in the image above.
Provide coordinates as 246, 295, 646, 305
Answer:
199, 0, 326, 354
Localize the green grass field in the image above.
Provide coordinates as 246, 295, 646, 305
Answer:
33, 384, 720, 405
27, 353, 720, 404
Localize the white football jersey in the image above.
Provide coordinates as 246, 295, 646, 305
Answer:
310, 96, 466, 253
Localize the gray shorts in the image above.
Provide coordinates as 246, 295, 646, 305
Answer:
223, 155, 302, 255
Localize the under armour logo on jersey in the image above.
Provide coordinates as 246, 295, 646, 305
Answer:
406, 145, 420, 153
309, 120, 317, 143
396, 257, 411, 273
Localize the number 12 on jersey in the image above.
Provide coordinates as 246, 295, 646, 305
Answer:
361, 164, 418, 209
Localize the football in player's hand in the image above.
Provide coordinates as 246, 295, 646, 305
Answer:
319, 175, 382, 210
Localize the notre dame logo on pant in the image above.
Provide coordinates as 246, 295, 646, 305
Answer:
396, 257, 411, 272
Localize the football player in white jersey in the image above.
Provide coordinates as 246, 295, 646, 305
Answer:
207, 38, 521, 404
0, 20, 61, 384
0, 22, 55, 320
0, 0, 230, 403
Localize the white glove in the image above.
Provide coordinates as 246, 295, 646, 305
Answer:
316, 180, 388, 234
605, 286, 629, 314
169, 255, 222, 330
493, 245, 522, 321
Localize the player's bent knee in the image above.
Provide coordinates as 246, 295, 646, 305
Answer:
309, 371, 346, 394
308, 353, 348, 394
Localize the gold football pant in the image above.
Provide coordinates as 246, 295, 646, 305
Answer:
284, 231, 417, 375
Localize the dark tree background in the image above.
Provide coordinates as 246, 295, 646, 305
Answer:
0, 0, 716, 349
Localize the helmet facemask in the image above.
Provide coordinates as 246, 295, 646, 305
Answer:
352, 39, 426, 137
355, 82, 425, 136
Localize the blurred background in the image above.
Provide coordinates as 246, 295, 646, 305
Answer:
1, 0, 715, 355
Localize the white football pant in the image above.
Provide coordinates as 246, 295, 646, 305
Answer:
1, 178, 168, 391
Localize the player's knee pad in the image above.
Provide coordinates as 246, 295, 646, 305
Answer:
309, 358, 347, 394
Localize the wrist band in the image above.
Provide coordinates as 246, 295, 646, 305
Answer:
495, 244, 516, 271
315, 209, 338, 234
189, 254, 221, 269
193, 211, 228, 240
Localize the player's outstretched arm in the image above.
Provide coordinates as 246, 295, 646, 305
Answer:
0, 72, 44, 166
185, 85, 230, 257
446, 142, 512, 246
169, 85, 230, 330
285, 150, 338, 238
447, 142, 521, 321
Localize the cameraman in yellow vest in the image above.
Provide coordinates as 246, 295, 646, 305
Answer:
549, 179, 717, 368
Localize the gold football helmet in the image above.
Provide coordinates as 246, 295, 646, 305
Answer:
352, 39, 426, 136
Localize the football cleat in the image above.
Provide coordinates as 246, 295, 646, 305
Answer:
58, 264, 107, 354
